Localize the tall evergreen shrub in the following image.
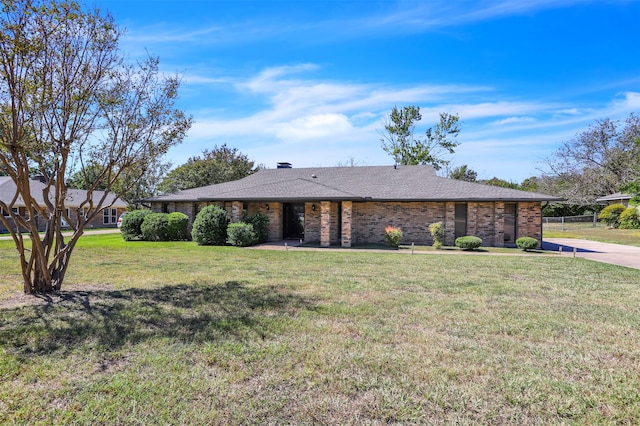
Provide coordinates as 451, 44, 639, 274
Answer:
192, 205, 228, 245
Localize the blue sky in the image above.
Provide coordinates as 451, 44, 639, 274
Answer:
98, 0, 640, 182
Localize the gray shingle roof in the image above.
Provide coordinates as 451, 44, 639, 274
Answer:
596, 192, 632, 203
0, 177, 127, 209
145, 165, 563, 203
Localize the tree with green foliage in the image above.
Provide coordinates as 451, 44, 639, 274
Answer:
159, 144, 258, 194
0, 0, 191, 293
379, 106, 461, 170
449, 164, 477, 182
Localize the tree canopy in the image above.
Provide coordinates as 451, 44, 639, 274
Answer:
0, 0, 191, 293
158, 144, 257, 194
449, 164, 477, 182
379, 106, 461, 170
544, 113, 640, 205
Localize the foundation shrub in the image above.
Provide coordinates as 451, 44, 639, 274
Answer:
516, 237, 539, 251
167, 212, 190, 240
227, 222, 257, 247
455, 236, 482, 251
384, 226, 403, 248
192, 205, 228, 246
244, 212, 269, 243
120, 209, 152, 241
141, 213, 169, 241
429, 221, 445, 249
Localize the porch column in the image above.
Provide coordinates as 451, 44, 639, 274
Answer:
231, 201, 243, 223
494, 202, 505, 247
341, 201, 352, 247
444, 202, 456, 246
320, 201, 331, 247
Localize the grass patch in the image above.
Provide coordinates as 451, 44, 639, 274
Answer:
544, 222, 640, 247
1, 234, 639, 424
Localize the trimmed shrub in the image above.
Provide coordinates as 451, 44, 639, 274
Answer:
120, 209, 152, 241
455, 236, 482, 250
227, 222, 257, 247
192, 205, 228, 245
244, 212, 269, 243
619, 206, 640, 229
516, 237, 539, 251
167, 212, 190, 241
384, 226, 403, 248
429, 221, 445, 249
598, 203, 626, 228
141, 213, 169, 241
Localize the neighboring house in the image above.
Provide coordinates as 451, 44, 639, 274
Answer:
143, 164, 563, 247
0, 176, 128, 233
596, 192, 632, 207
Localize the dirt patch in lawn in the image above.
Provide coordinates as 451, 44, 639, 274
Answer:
0, 283, 115, 310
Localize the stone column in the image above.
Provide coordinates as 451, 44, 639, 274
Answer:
341, 201, 352, 247
320, 201, 331, 247
444, 202, 456, 246
494, 202, 505, 247
230, 201, 243, 223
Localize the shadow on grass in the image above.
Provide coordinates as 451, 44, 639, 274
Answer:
0, 281, 315, 357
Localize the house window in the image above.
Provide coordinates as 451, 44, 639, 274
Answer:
102, 208, 117, 224
103, 208, 109, 224
111, 209, 117, 224
454, 203, 467, 239
504, 203, 517, 244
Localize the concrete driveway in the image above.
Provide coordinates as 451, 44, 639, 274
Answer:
543, 238, 640, 270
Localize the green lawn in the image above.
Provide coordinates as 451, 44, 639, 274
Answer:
1, 234, 639, 424
544, 222, 640, 247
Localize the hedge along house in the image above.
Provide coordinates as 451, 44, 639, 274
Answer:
0, 176, 128, 233
143, 164, 563, 247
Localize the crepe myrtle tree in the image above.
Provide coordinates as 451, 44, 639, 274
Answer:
0, 0, 192, 293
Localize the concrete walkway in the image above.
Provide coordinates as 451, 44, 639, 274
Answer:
543, 238, 640, 270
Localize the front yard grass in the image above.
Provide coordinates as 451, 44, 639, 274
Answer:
544, 221, 640, 247
1, 234, 639, 424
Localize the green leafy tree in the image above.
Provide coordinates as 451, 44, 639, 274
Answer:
159, 144, 258, 193
0, 0, 191, 293
380, 106, 461, 170
449, 164, 477, 182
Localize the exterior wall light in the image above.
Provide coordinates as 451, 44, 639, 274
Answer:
311, 204, 316, 211
265, 204, 270, 211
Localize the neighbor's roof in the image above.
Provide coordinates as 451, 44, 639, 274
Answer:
0, 176, 127, 209
596, 192, 632, 203
145, 165, 563, 203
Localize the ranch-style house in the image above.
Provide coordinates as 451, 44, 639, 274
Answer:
143, 164, 563, 247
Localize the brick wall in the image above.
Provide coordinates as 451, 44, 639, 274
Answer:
518, 201, 543, 242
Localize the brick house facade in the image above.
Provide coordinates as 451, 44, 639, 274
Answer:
144, 165, 561, 247
0, 176, 127, 233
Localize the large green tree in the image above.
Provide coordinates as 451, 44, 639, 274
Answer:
158, 144, 257, 193
0, 0, 191, 293
379, 106, 461, 170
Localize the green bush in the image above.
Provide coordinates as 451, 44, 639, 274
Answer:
384, 226, 403, 248
516, 237, 539, 251
166, 212, 190, 241
619, 206, 640, 229
244, 212, 270, 243
191, 205, 228, 246
120, 209, 152, 241
227, 222, 257, 247
429, 221, 444, 249
141, 213, 169, 241
455, 236, 482, 250
598, 203, 626, 228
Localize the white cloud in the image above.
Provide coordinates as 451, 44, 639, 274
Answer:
273, 113, 354, 141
